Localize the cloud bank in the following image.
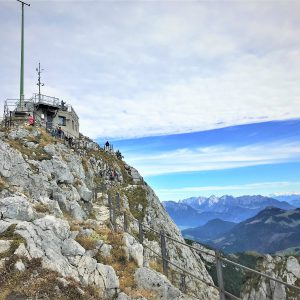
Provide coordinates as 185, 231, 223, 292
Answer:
1, 1, 300, 139
126, 140, 300, 176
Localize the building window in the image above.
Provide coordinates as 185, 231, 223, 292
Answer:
58, 116, 66, 126
72, 120, 74, 130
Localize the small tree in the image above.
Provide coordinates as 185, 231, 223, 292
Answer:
116, 150, 124, 160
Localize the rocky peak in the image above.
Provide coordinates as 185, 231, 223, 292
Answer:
207, 195, 219, 206
241, 255, 300, 300
0, 126, 217, 300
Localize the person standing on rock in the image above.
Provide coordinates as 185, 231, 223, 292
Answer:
57, 126, 63, 139
105, 141, 109, 151
28, 114, 35, 126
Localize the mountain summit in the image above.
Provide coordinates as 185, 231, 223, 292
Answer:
0, 126, 217, 300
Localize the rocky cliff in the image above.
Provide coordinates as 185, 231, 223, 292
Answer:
0, 126, 217, 300
241, 255, 300, 300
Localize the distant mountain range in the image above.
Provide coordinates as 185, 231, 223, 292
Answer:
182, 219, 236, 242
271, 194, 300, 207
163, 194, 294, 227
206, 207, 300, 254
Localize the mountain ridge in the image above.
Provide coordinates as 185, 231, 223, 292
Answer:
163, 194, 295, 227
209, 206, 300, 254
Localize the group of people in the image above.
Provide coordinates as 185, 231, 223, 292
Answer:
50, 127, 74, 147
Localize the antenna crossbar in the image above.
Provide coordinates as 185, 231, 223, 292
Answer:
16, 0, 30, 6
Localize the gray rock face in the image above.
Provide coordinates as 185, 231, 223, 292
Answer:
14, 259, 26, 272
123, 233, 143, 267
69, 201, 87, 221
8, 128, 31, 140
0, 127, 218, 299
0, 196, 34, 221
0, 215, 120, 294
116, 292, 130, 300
135, 267, 194, 300
14, 243, 31, 259
129, 166, 143, 183
0, 140, 30, 182
62, 239, 85, 256
41, 157, 74, 184
78, 185, 93, 202
96, 240, 112, 258
25, 141, 38, 149
241, 255, 300, 300
141, 185, 218, 300
0, 240, 12, 254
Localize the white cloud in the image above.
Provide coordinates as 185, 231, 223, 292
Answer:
1, 1, 300, 139
125, 141, 300, 176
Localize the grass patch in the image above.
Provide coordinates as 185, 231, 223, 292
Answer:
75, 235, 98, 251
149, 260, 163, 274
0, 256, 100, 300
81, 157, 89, 173
123, 186, 148, 220
145, 230, 158, 242
0, 225, 26, 260
95, 231, 139, 294
7, 138, 52, 161
0, 176, 7, 191
34, 203, 50, 214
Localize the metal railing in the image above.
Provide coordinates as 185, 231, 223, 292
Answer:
32, 93, 60, 107
104, 191, 300, 300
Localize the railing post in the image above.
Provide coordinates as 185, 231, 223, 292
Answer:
116, 192, 120, 216
123, 211, 128, 232
180, 274, 186, 293
215, 251, 225, 300
138, 220, 144, 244
101, 182, 105, 193
108, 194, 112, 222
160, 230, 168, 276
112, 203, 117, 232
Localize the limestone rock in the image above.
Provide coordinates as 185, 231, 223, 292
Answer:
8, 128, 30, 140
62, 239, 85, 256
0, 196, 34, 221
135, 267, 192, 300
241, 255, 300, 300
117, 292, 130, 300
78, 185, 93, 202
97, 263, 119, 290
0, 257, 8, 269
41, 157, 74, 184
123, 233, 143, 267
25, 141, 38, 149
14, 243, 31, 260
96, 240, 112, 258
0, 240, 12, 254
0, 140, 29, 181
14, 259, 26, 272
33, 215, 70, 240
69, 201, 87, 221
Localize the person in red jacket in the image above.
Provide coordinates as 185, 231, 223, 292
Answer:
28, 114, 35, 126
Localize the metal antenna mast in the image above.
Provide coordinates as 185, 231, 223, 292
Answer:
16, 0, 30, 109
36, 62, 44, 102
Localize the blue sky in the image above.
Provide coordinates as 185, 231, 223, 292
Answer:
108, 120, 300, 201
1, 1, 300, 201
